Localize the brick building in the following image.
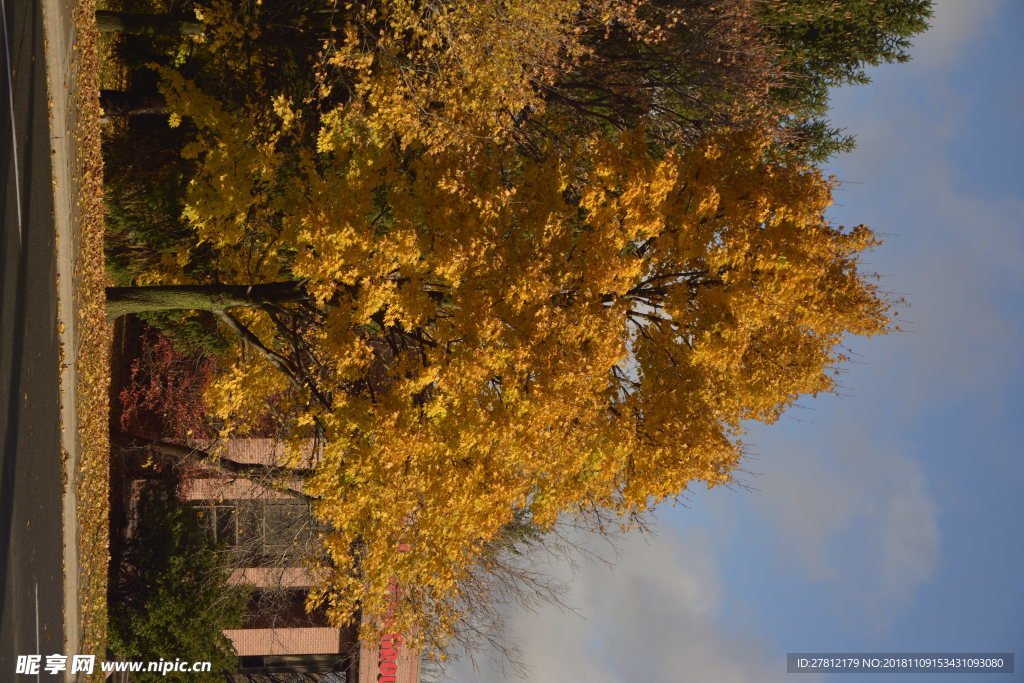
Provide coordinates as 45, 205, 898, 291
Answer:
176, 438, 420, 681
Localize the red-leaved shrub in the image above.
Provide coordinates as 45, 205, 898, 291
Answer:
119, 328, 216, 441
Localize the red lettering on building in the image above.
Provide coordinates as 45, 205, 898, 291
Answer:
376, 541, 411, 681
378, 632, 405, 680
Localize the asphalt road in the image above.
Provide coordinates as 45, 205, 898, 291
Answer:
0, 0, 67, 673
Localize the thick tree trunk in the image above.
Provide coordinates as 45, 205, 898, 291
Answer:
105, 282, 309, 319
96, 10, 203, 36
100, 90, 167, 118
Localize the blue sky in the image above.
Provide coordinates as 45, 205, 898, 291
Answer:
446, 2, 1024, 681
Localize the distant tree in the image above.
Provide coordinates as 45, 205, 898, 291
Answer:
759, 0, 934, 160
319, 0, 782, 152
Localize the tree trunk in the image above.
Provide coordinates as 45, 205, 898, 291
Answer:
105, 282, 309, 320
100, 90, 167, 118
96, 10, 203, 36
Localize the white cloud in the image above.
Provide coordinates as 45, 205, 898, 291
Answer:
746, 426, 940, 630
908, 0, 1007, 70
879, 471, 940, 598
741, 446, 856, 582
444, 529, 821, 683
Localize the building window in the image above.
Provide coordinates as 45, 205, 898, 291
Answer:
193, 500, 318, 562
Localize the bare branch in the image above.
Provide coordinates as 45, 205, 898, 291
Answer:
111, 430, 315, 502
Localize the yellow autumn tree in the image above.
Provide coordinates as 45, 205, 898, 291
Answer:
105, 0, 894, 657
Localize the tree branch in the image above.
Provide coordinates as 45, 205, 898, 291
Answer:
111, 430, 315, 502
215, 310, 302, 384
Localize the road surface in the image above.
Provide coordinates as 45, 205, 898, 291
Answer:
0, 0, 68, 674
